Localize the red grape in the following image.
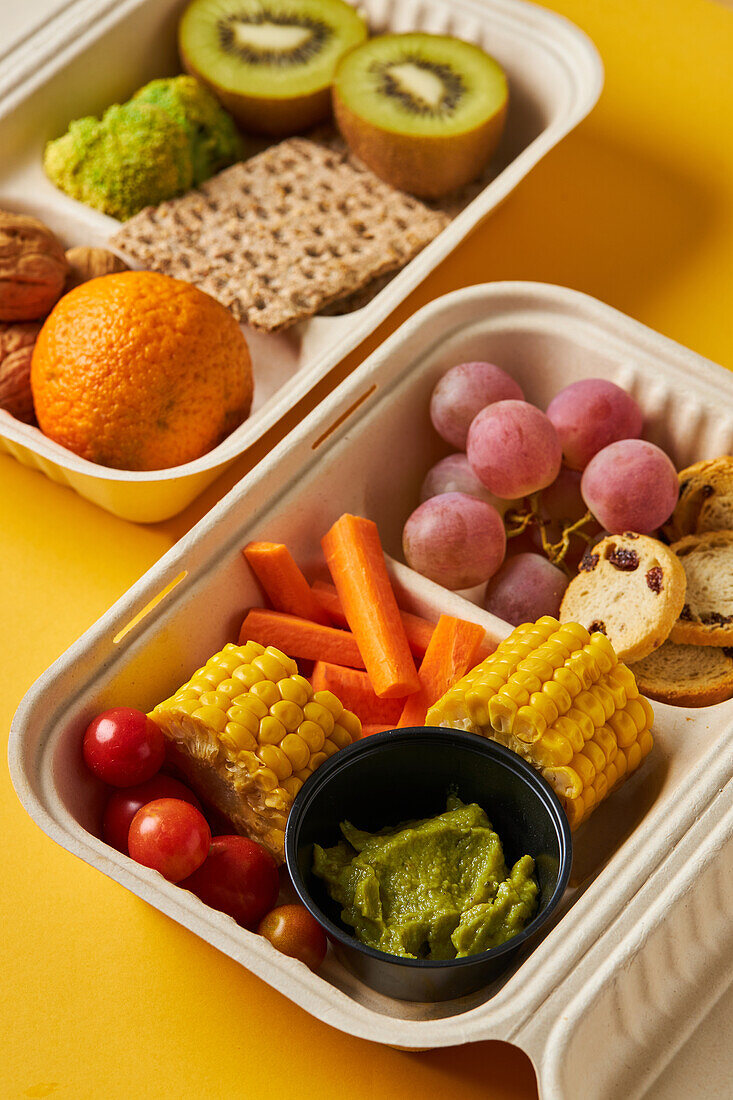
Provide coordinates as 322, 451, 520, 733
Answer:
420, 453, 508, 509
403, 492, 506, 589
467, 400, 562, 498
183, 836, 279, 929
484, 553, 569, 625
581, 439, 679, 533
103, 776, 202, 854
430, 362, 524, 449
82, 708, 165, 787
546, 379, 643, 470
128, 798, 211, 882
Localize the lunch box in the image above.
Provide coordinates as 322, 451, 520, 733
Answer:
10, 282, 733, 1098
0, 0, 602, 522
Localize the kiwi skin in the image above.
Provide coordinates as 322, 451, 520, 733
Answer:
333, 48, 508, 199
179, 55, 333, 137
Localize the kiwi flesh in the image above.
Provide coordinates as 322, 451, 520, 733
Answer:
333, 33, 509, 199
179, 0, 367, 136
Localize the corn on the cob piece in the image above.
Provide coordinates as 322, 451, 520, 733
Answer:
149, 641, 361, 862
426, 617, 654, 830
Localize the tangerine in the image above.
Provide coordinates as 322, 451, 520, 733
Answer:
31, 270, 253, 470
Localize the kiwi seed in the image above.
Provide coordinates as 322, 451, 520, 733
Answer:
371, 55, 465, 118
218, 9, 332, 67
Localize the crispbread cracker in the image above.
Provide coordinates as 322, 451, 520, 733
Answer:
109, 138, 449, 332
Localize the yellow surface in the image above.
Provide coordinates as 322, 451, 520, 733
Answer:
2, 1, 733, 1096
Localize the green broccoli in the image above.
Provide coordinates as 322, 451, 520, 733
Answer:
133, 76, 243, 186
43, 102, 194, 221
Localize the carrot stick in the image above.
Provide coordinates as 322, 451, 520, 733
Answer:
312, 580, 435, 658
397, 615, 487, 728
322, 515, 420, 699
360, 724, 396, 739
239, 609, 364, 668
311, 661, 403, 725
243, 542, 330, 625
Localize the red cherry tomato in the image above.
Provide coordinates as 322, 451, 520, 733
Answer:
102, 776, 202, 854
258, 904, 328, 972
82, 707, 165, 787
128, 798, 211, 882
182, 835, 279, 929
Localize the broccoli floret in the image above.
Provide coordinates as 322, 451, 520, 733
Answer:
43, 102, 193, 221
133, 76, 243, 186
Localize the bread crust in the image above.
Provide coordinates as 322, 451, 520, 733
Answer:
631, 641, 733, 707
560, 533, 686, 662
663, 456, 733, 542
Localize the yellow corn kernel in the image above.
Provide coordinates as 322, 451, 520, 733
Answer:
312, 690, 343, 720
542, 764, 583, 800
232, 664, 265, 690
528, 691, 560, 727
297, 720, 326, 753
310, 751, 328, 769
322, 739, 340, 758
282, 776, 303, 799
529, 729, 573, 768
270, 699, 304, 733
489, 690, 519, 734
592, 725, 618, 766
329, 723, 353, 749
582, 740, 606, 774
258, 715, 286, 745
338, 709, 362, 740
304, 700, 335, 737
466, 689, 491, 728
192, 704, 228, 732
553, 715, 585, 753
574, 690, 606, 730
250, 679, 280, 709
587, 633, 617, 673
565, 706, 595, 742
593, 770, 609, 804
281, 733, 311, 771
278, 676, 311, 707
221, 721, 257, 753
227, 704, 260, 735
542, 680, 573, 717
553, 665, 583, 697
257, 744, 292, 781
256, 767, 279, 792
607, 708, 639, 748
610, 663, 639, 700
514, 703, 548, 744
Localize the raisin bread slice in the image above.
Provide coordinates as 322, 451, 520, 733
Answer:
560, 533, 686, 662
663, 456, 733, 542
630, 641, 733, 707
670, 530, 733, 645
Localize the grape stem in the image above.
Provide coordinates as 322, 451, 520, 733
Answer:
505, 493, 596, 575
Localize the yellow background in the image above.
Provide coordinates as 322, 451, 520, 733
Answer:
3, 1, 733, 1096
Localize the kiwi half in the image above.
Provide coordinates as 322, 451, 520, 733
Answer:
333, 33, 509, 199
179, 0, 367, 136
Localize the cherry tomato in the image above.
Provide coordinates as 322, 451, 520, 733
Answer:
82, 707, 165, 787
102, 776, 202, 854
182, 835, 279, 929
128, 798, 211, 882
258, 904, 328, 971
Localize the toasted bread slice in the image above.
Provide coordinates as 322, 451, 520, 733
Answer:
560, 533, 686, 662
663, 456, 733, 542
670, 530, 733, 645
630, 640, 733, 707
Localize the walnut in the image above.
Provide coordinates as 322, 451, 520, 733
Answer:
0, 321, 42, 423
0, 210, 68, 321
65, 246, 129, 290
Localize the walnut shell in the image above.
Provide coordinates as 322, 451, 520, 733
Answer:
0, 210, 69, 322
0, 320, 43, 422
65, 246, 129, 290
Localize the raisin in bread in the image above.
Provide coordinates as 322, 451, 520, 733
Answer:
630, 640, 733, 707
663, 456, 733, 542
560, 533, 686, 662
670, 530, 733, 645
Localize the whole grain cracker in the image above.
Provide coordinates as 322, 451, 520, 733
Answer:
110, 138, 449, 332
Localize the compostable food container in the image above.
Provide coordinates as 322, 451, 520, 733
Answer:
286, 728, 572, 1003
0, 0, 602, 521
10, 283, 733, 1099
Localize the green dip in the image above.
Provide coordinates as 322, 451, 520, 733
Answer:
312, 796, 539, 960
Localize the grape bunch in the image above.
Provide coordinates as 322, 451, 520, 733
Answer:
402, 360, 680, 623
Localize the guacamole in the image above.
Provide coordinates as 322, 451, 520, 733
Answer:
312, 796, 539, 960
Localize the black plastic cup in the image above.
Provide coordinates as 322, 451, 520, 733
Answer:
285, 727, 572, 1003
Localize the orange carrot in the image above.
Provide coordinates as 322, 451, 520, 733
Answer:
321, 514, 420, 699
311, 661, 403, 725
239, 609, 364, 668
397, 615, 487, 728
243, 541, 330, 625
360, 724, 396, 739
312, 580, 435, 658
